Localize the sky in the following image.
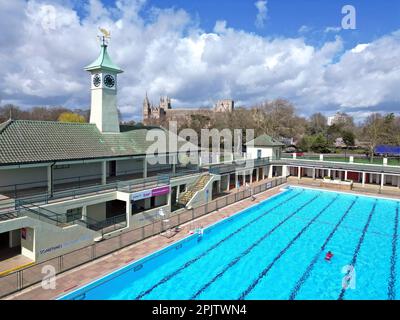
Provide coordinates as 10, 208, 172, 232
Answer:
0, 0, 400, 122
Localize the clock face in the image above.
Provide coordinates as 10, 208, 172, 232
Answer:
104, 74, 115, 88
93, 74, 101, 87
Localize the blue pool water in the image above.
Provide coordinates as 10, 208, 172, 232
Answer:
60, 187, 400, 300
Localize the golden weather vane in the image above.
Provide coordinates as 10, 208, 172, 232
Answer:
97, 27, 111, 45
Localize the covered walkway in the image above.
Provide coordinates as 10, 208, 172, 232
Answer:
287, 165, 400, 191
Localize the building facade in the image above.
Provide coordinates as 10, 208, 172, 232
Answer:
142, 96, 234, 124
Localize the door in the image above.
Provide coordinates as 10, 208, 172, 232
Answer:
0, 232, 9, 250
109, 161, 117, 177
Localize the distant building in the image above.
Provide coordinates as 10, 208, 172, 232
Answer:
143, 96, 234, 124
214, 99, 234, 113
245, 134, 285, 160
327, 112, 352, 126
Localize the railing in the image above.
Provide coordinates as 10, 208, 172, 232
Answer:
277, 158, 400, 174
0, 166, 199, 199
281, 153, 400, 166
0, 176, 287, 299
15, 199, 127, 238
10, 175, 170, 208
209, 157, 271, 175
0, 169, 206, 214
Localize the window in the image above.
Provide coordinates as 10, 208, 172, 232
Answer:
257, 149, 262, 159
66, 207, 82, 222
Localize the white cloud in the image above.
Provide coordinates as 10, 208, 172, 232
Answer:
254, 0, 268, 29
213, 20, 227, 34
298, 25, 312, 34
351, 43, 370, 53
0, 0, 399, 122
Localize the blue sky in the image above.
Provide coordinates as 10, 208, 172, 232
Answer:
1, 0, 400, 121
93, 0, 400, 49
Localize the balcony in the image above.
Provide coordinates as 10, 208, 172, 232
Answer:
0, 166, 203, 213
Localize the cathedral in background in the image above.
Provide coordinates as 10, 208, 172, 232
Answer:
142, 95, 234, 125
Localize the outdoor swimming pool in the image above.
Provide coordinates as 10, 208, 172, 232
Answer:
60, 186, 399, 300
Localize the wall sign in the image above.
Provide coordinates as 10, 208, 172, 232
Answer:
130, 189, 152, 201
130, 186, 170, 201
151, 186, 170, 197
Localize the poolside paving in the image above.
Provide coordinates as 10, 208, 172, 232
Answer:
5, 184, 285, 300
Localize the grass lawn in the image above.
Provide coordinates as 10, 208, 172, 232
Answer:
282, 155, 400, 166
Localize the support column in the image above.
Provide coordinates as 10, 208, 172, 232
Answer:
312, 168, 316, 180
328, 169, 331, 178
362, 172, 366, 186
282, 165, 287, 178
250, 171, 253, 184
381, 173, 385, 189
297, 166, 301, 180
344, 171, 348, 181
226, 175, 230, 191
235, 173, 239, 189
172, 155, 177, 174
257, 168, 260, 182
176, 185, 180, 202
143, 158, 148, 178
268, 165, 273, 179
126, 197, 132, 228
101, 161, 107, 185
82, 206, 87, 222
47, 165, 53, 196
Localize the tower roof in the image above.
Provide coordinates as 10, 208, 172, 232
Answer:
85, 44, 123, 73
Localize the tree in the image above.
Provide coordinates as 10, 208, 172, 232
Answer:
308, 113, 327, 135
297, 135, 314, 152
58, 112, 86, 123
341, 130, 355, 158
362, 113, 385, 162
310, 133, 330, 153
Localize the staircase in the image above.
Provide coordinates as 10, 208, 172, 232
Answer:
178, 174, 211, 206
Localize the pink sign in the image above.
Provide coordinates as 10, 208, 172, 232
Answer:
151, 186, 170, 197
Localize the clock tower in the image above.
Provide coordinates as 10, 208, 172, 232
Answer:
85, 35, 123, 133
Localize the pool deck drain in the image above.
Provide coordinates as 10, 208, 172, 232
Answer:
4, 185, 284, 300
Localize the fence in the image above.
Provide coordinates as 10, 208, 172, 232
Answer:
0, 177, 287, 299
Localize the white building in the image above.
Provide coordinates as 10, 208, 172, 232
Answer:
327, 112, 352, 126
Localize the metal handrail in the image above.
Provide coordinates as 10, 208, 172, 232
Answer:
16, 199, 126, 237
209, 157, 271, 175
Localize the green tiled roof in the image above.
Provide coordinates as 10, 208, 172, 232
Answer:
246, 134, 284, 147
0, 120, 194, 165
84, 45, 123, 73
